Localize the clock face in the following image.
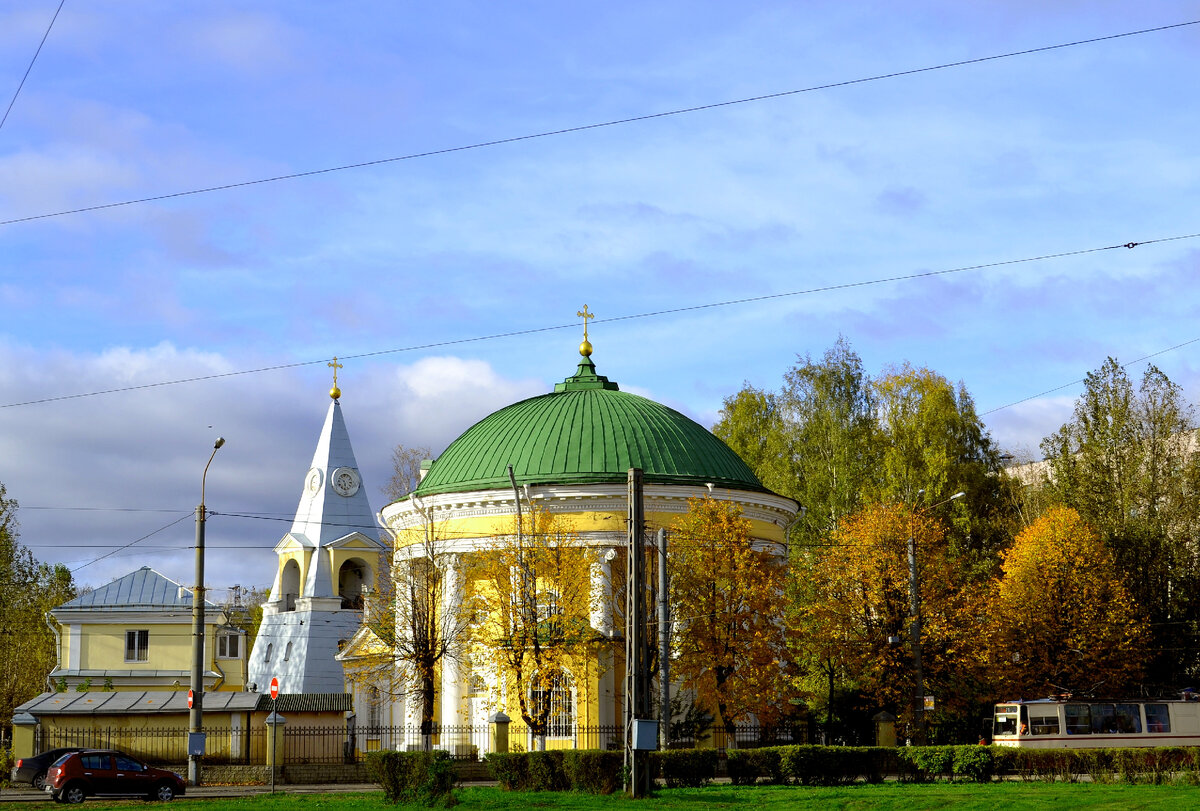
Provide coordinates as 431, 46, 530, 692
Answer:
331, 467, 361, 497
305, 468, 323, 494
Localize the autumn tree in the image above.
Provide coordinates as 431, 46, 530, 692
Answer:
669, 497, 793, 741
791, 502, 982, 738
1, 484, 76, 735
349, 502, 474, 749
1040, 359, 1200, 684
470, 506, 596, 748
986, 506, 1147, 697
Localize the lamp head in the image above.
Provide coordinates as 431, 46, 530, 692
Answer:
214, 437, 226, 450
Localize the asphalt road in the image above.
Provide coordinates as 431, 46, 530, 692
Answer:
0, 783, 385, 803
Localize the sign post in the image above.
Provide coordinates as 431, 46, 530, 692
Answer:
268, 678, 280, 793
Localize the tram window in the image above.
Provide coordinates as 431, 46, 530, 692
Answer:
1145, 704, 1171, 733
1114, 704, 1142, 733
994, 707, 1019, 736
1065, 704, 1091, 735
1030, 713, 1060, 735
1091, 704, 1117, 733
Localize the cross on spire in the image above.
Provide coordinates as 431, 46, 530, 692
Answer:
577, 305, 595, 342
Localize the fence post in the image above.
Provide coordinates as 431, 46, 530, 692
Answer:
488, 712, 510, 755
11, 713, 37, 761
265, 712, 286, 791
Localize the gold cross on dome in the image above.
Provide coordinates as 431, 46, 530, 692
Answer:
577, 305, 595, 342
329, 356, 343, 387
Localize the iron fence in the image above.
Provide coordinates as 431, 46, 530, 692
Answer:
34, 721, 803, 766
39, 726, 266, 765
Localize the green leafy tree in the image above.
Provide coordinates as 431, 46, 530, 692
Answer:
1, 484, 76, 735
1040, 358, 1200, 684
714, 337, 876, 549
871, 363, 1012, 576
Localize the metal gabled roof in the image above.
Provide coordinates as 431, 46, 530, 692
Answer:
54, 567, 215, 611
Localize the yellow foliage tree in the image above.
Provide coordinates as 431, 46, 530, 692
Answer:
987, 506, 1147, 697
669, 497, 793, 739
792, 502, 982, 732
470, 506, 597, 747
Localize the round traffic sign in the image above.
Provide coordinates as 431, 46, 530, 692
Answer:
270, 677, 279, 700
187, 689, 193, 709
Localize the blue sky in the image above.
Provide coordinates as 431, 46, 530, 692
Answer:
1, 1, 1198, 592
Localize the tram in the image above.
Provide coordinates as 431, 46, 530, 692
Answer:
992, 694, 1200, 748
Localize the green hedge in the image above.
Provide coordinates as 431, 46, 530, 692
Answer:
483, 744, 1200, 793
650, 748, 718, 787
365, 750, 459, 807
486, 750, 623, 793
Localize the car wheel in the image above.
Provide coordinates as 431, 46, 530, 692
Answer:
32, 771, 48, 791
153, 783, 176, 802
62, 782, 87, 804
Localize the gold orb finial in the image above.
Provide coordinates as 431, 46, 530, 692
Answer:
580, 340, 593, 357
330, 385, 341, 400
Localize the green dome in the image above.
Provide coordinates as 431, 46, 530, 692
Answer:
413, 356, 767, 496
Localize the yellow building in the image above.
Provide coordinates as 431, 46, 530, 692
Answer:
46, 566, 246, 693
358, 338, 797, 752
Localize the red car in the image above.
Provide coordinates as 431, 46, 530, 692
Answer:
45, 750, 185, 803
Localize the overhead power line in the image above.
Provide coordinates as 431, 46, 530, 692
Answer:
0, 0, 66, 132
4, 230, 1198, 411
2, 19, 1197, 228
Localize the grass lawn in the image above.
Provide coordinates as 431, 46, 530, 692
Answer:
10, 783, 1200, 811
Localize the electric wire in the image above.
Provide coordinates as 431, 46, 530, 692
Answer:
4, 230, 1198, 411
0, 0, 66, 132
1, 19, 1197, 228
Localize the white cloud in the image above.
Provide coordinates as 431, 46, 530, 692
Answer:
0, 343, 539, 593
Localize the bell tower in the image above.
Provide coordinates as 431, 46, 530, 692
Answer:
249, 363, 385, 694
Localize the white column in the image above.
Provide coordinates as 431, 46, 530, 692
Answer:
440, 555, 465, 752
591, 549, 617, 728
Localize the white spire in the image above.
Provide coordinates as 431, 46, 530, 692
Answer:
288, 399, 382, 598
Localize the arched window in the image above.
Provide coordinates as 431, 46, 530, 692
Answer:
280, 560, 301, 611
284, 642, 293, 661
530, 668, 574, 738
264, 643, 273, 663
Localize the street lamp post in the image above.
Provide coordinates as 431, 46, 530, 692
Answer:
908, 489, 964, 745
189, 437, 225, 787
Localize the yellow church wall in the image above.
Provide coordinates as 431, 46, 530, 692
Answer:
392, 506, 786, 550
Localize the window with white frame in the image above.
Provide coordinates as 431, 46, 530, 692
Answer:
217, 632, 241, 659
125, 630, 149, 662
530, 668, 574, 738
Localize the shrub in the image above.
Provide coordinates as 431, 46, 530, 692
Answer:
366, 750, 459, 807
485, 750, 568, 791
651, 748, 718, 787
0, 749, 12, 789
562, 750, 622, 794
950, 745, 995, 782
726, 747, 785, 785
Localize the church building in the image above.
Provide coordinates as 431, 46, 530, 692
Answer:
359, 322, 797, 750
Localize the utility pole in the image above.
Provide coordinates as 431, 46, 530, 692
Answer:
189, 437, 225, 787
657, 528, 670, 750
907, 490, 965, 745
624, 468, 650, 797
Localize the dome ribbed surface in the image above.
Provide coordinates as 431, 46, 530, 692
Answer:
414, 358, 766, 496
